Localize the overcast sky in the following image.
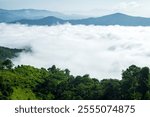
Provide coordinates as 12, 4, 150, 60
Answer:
0, 0, 150, 17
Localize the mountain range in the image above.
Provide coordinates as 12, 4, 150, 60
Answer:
1, 9, 150, 26
12, 13, 150, 26
0, 9, 86, 23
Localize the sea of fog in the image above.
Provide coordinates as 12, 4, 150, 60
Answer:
0, 23, 150, 80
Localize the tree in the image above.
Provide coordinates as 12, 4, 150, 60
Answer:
33, 77, 56, 100
100, 79, 121, 100
138, 67, 150, 99
121, 65, 141, 99
48, 65, 56, 73
65, 69, 70, 76
2, 59, 14, 69
0, 76, 13, 99
0, 60, 3, 70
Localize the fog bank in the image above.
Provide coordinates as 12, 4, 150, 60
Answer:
0, 23, 150, 79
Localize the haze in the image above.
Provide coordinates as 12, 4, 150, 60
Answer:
0, 0, 150, 17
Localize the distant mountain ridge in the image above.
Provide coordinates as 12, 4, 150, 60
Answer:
69, 13, 150, 26
0, 9, 86, 23
12, 13, 150, 26
1, 8, 150, 26
13, 16, 66, 25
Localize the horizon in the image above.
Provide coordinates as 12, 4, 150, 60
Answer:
1, 8, 150, 19
0, 0, 150, 17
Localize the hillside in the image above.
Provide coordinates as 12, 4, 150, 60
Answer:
0, 46, 23, 62
0, 60, 150, 100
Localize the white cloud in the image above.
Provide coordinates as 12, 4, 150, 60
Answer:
0, 23, 150, 80
116, 1, 140, 11
80, 1, 141, 17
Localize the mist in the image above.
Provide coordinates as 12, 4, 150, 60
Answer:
0, 23, 150, 79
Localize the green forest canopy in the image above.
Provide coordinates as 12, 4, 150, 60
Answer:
0, 46, 150, 100
0, 46, 23, 62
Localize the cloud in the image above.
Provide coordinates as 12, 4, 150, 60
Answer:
115, 1, 141, 12
0, 23, 150, 80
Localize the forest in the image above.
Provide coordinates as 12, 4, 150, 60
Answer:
0, 46, 150, 100
0, 46, 24, 61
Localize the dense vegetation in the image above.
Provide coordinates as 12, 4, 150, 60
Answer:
0, 59, 150, 100
0, 46, 23, 62
0, 46, 150, 100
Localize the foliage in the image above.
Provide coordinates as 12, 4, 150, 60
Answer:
0, 46, 23, 61
0, 59, 150, 100
0, 46, 150, 100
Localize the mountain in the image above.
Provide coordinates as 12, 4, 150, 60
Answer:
0, 9, 86, 23
13, 16, 66, 25
69, 13, 150, 26
3, 9, 150, 26
12, 13, 150, 26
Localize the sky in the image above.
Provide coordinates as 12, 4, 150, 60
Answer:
0, 0, 150, 17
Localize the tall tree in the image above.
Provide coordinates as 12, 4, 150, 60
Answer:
138, 67, 150, 99
121, 65, 141, 99
2, 59, 14, 69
